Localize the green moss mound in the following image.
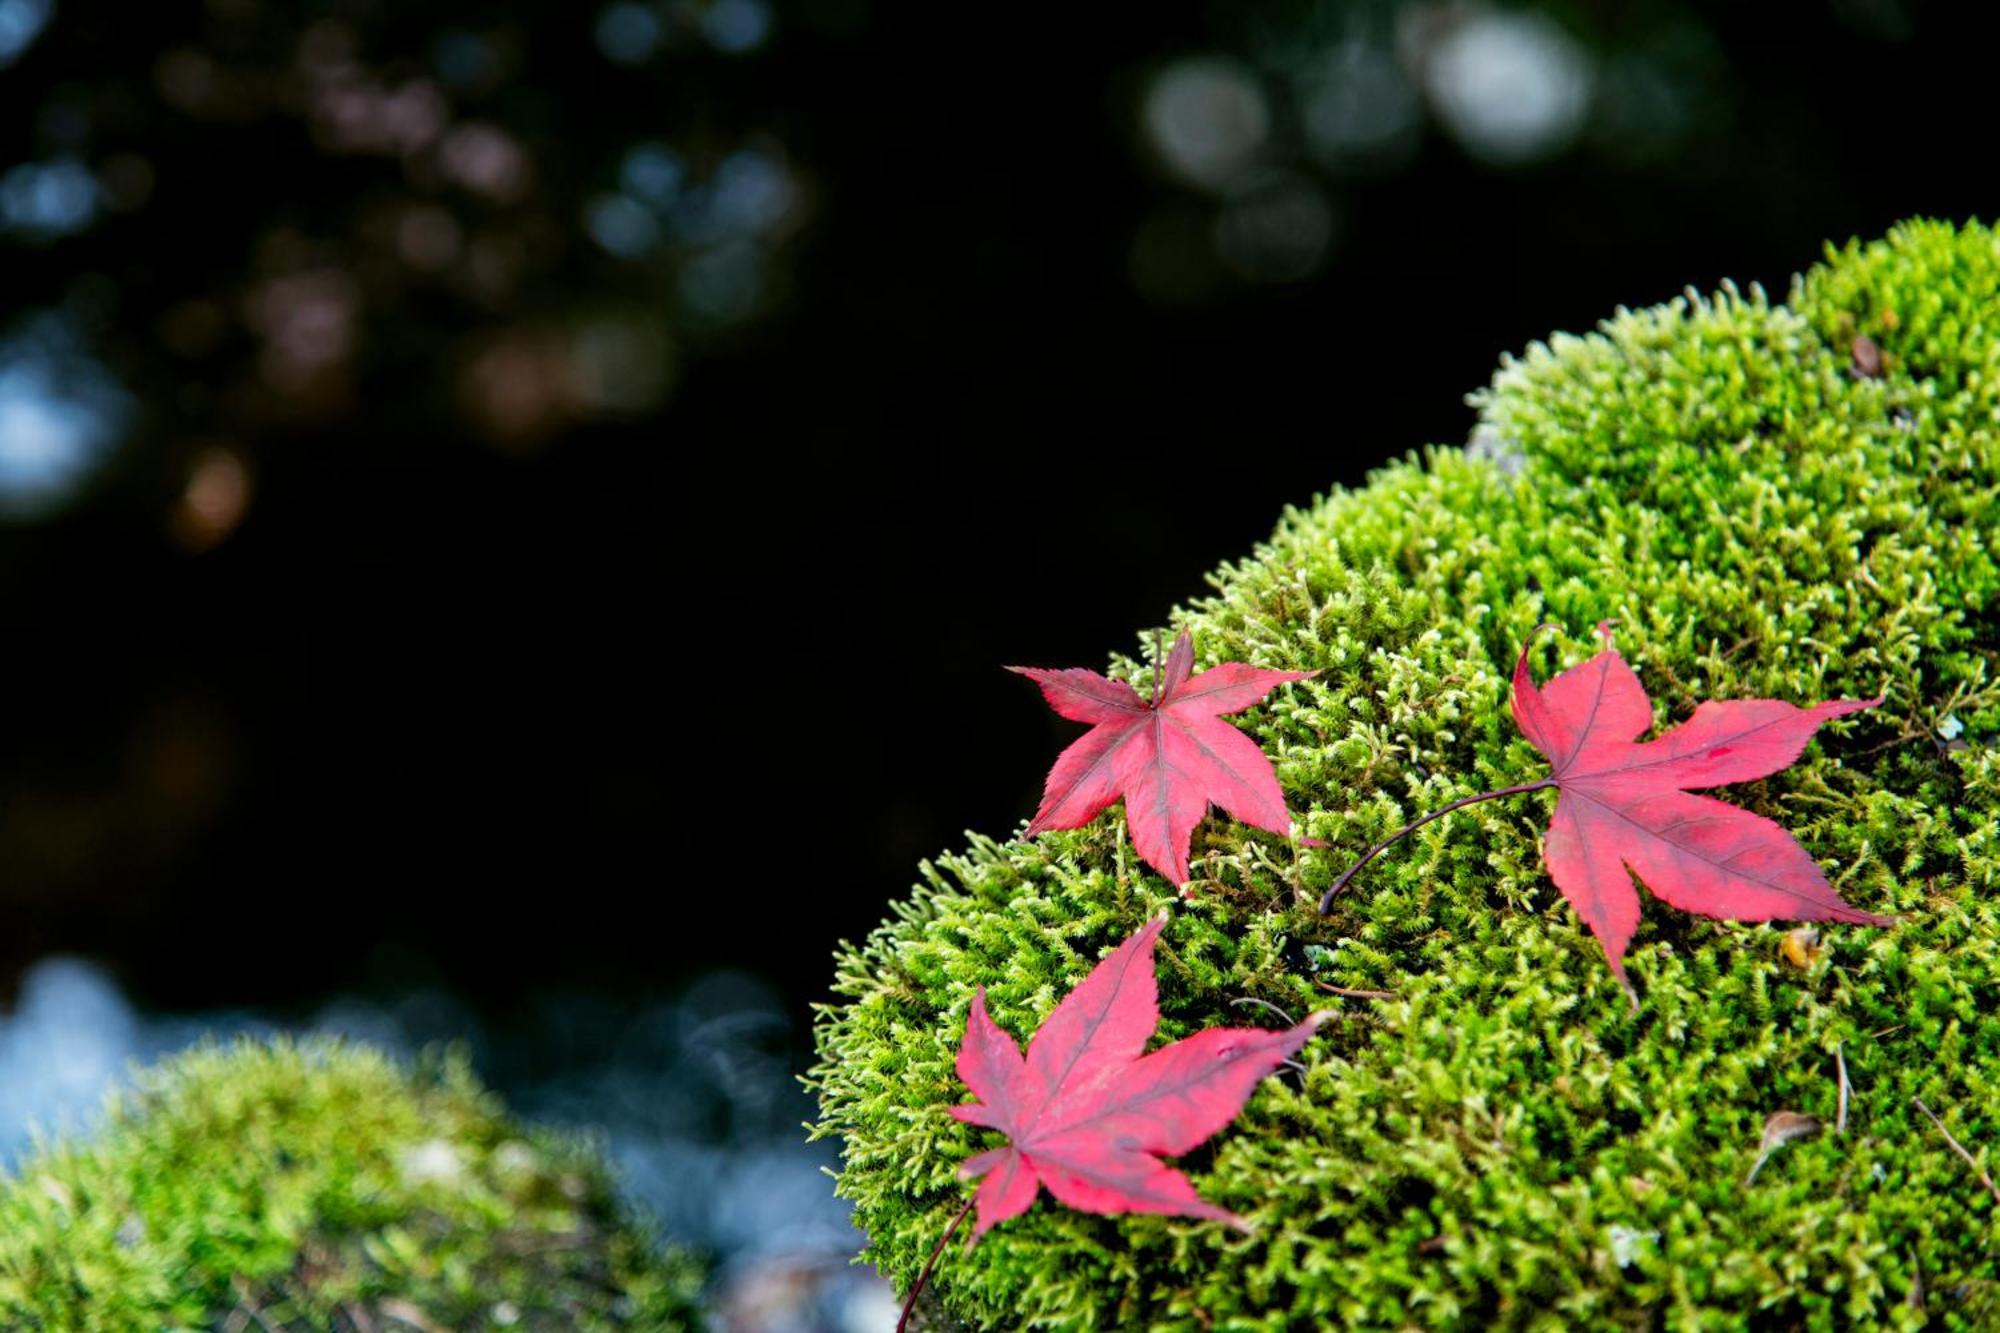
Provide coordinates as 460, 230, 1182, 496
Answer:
810, 218, 2000, 1330
0, 1038, 704, 1332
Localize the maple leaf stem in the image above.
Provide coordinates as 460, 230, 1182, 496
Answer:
896, 1193, 976, 1333
1317, 778, 1557, 913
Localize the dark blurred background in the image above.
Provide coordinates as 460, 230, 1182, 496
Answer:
0, 0, 1991, 1325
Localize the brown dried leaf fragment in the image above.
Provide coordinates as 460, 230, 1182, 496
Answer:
1745, 1111, 1822, 1184
1852, 334, 1884, 378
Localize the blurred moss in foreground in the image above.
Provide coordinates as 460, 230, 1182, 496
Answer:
0, 1038, 704, 1331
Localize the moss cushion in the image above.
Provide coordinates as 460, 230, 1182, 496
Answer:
810, 218, 2000, 1330
0, 1039, 704, 1331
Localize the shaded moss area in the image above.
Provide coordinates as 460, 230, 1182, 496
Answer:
810, 219, 2000, 1330
0, 1039, 704, 1332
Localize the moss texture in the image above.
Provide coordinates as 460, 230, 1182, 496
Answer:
809, 218, 2000, 1330
0, 1038, 704, 1332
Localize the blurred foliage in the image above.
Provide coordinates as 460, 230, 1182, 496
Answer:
1130, 0, 1739, 294
0, 0, 806, 530
0, 0, 1986, 1023
0, 0, 825, 999
0, 1037, 705, 1331
0, 0, 1938, 525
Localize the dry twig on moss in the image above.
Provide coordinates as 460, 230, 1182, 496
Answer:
1913, 1098, 2000, 1207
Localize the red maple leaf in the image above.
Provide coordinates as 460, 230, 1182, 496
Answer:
1010, 632, 1315, 884
951, 916, 1322, 1237
1511, 623, 1894, 990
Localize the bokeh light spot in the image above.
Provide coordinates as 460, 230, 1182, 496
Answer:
678, 240, 764, 325
708, 149, 795, 235
0, 314, 130, 521
596, 2, 664, 65
1215, 170, 1337, 284
701, 0, 772, 54
1299, 40, 1423, 173
1143, 57, 1269, 191
1423, 9, 1594, 165
458, 327, 573, 448
585, 193, 662, 259
243, 269, 360, 396
170, 446, 254, 553
0, 159, 100, 241
621, 142, 685, 205
0, 0, 51, 67
438, 123, 532, 203
571, 317, 676, 414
